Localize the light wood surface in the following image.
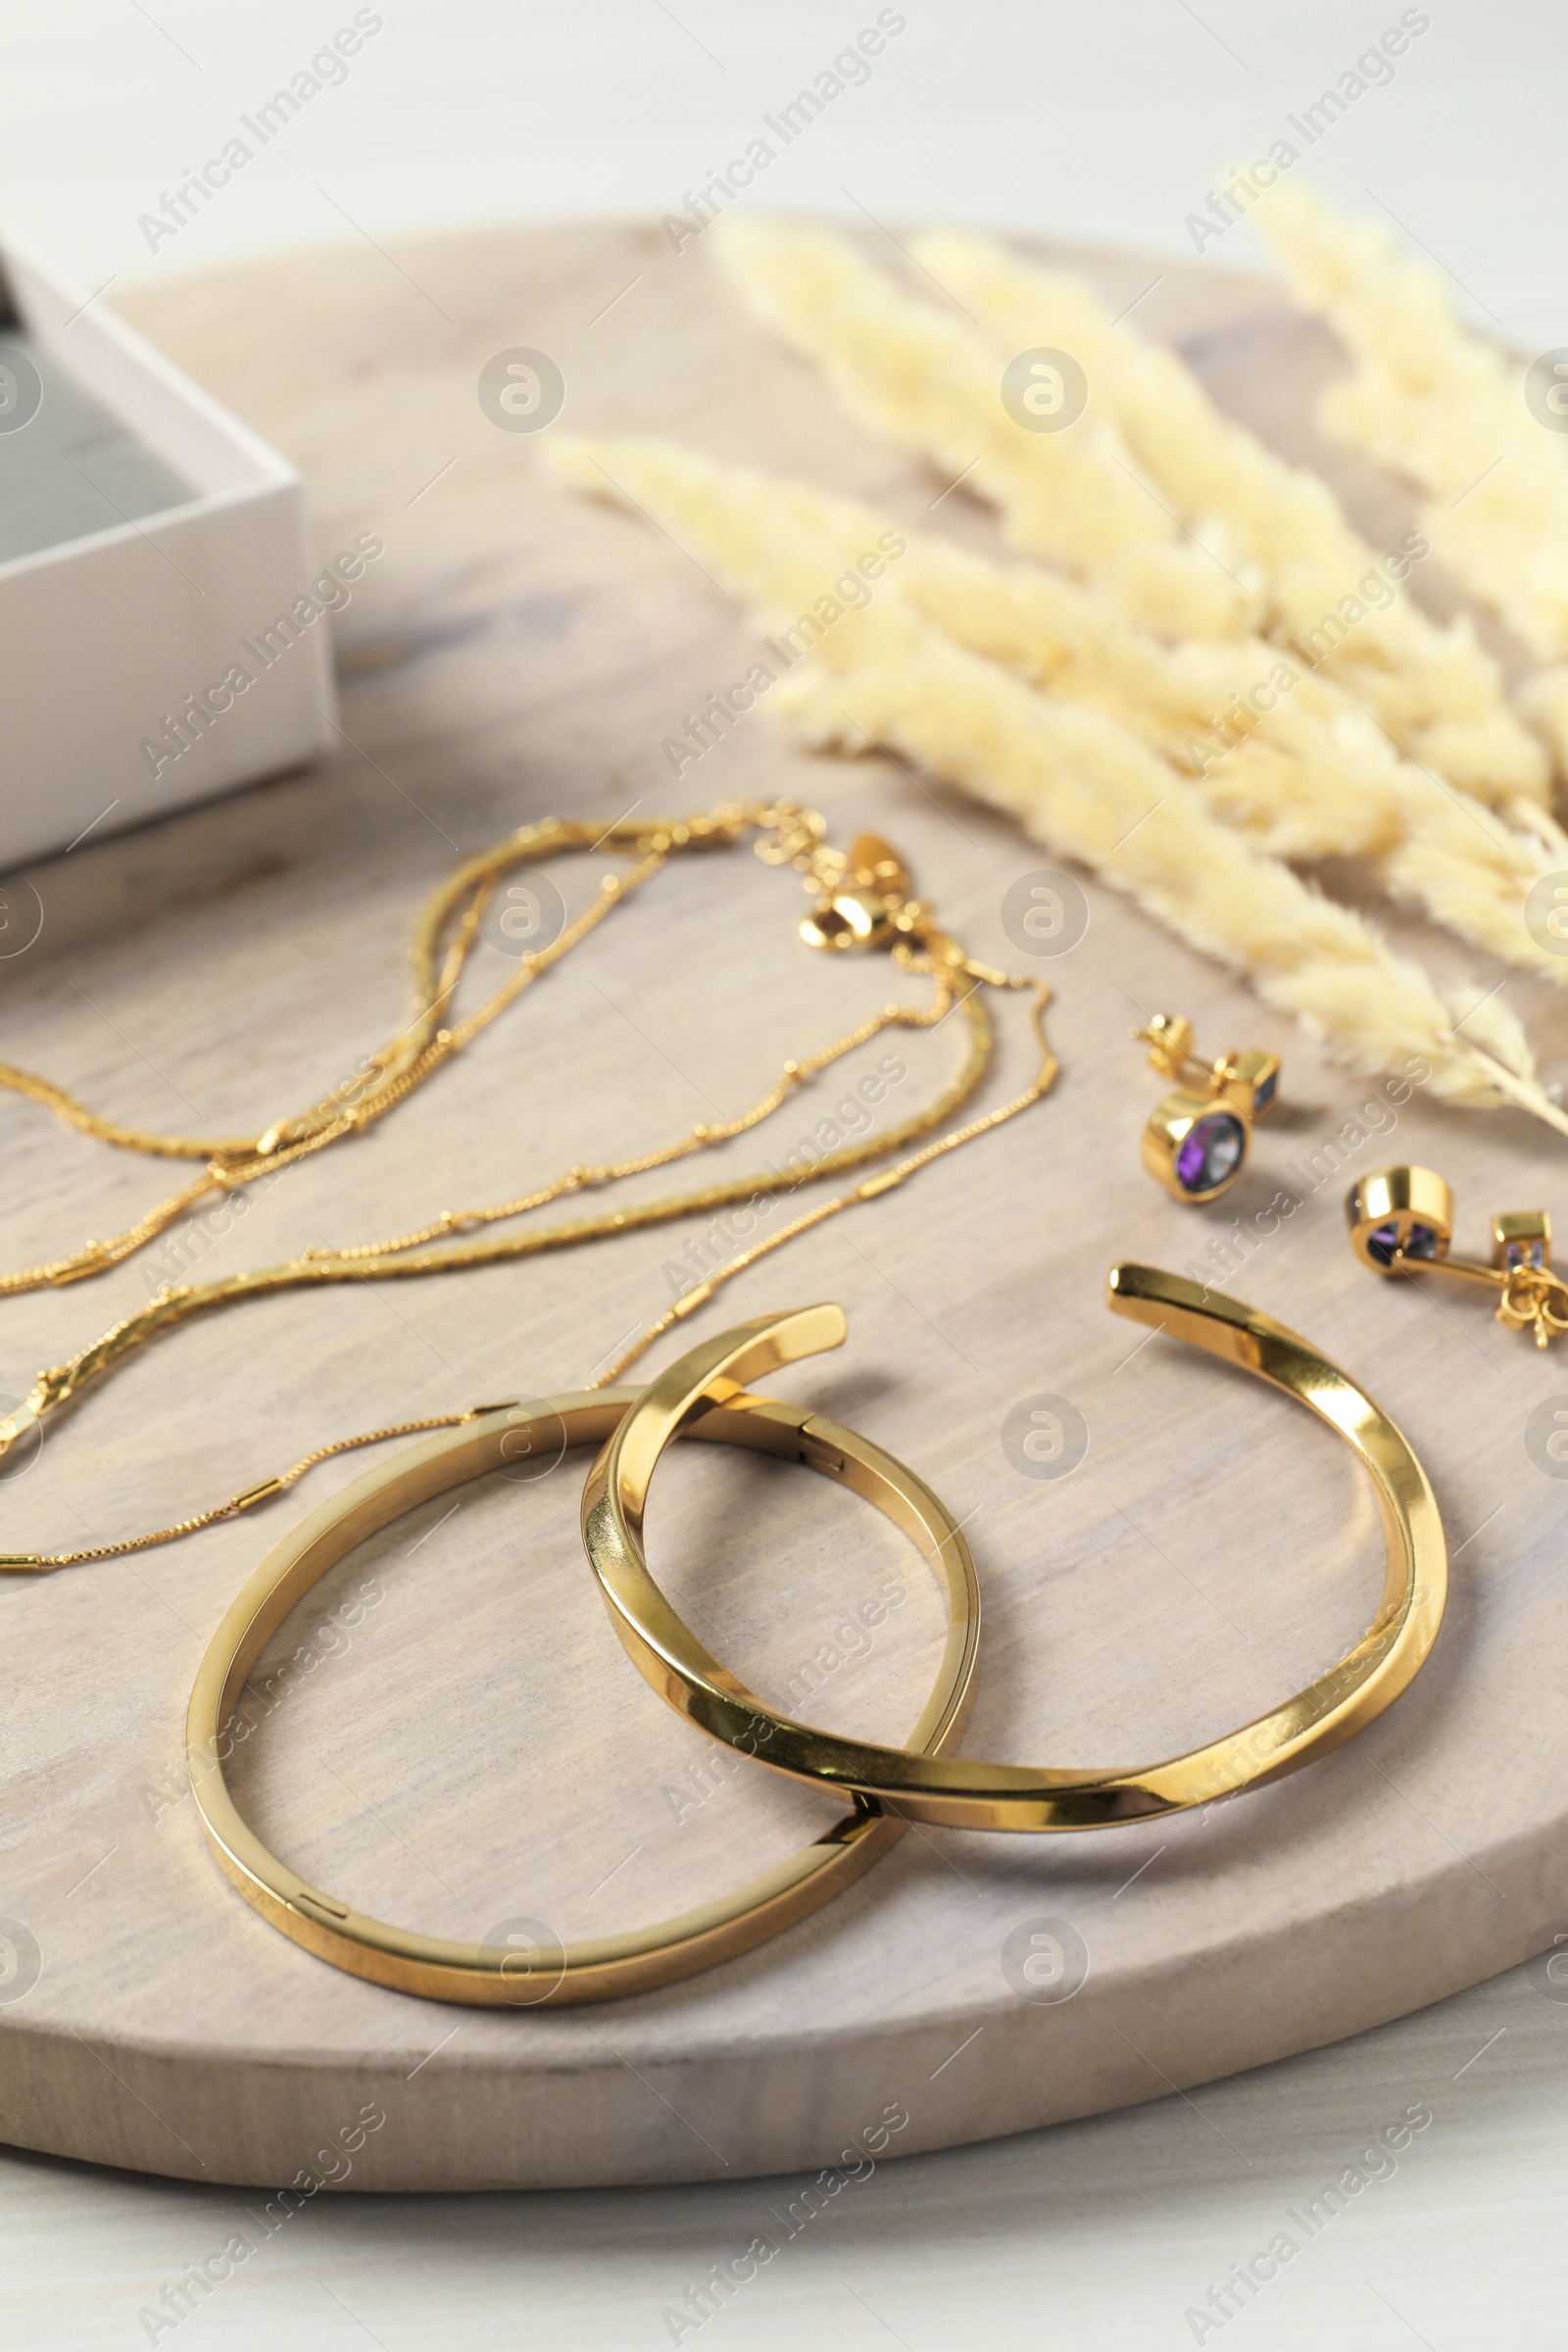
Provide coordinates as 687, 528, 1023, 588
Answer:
2, 219, 1566, 2194
3, 1956, 1560, 2349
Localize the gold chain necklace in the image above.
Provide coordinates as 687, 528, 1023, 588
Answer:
0, 812, 703, 1294
1, 802, 1058, 1569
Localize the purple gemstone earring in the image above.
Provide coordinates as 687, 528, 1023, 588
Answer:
1347, 1165, 1567, 1347
1132, 1014, 1280, 1205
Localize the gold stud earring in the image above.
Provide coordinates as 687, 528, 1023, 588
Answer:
1346, 1164, 1566, 1347
1132, 1013, 1280, 1203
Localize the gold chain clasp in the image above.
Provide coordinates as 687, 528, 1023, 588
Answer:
800, 832, 921, 954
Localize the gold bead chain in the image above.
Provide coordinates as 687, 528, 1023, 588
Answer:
0, 804, 1058, 1570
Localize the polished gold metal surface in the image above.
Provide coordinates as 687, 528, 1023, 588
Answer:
1492, 1208, 1552, 1273
1134, 1014, 1279, 1121
582, 1278, 1447, 1833
1, 809, 1059, 1565
1139, 1088, 1250, 1205
798, 829, 918, 952
1132, 1012, 1278, 1204
1216, 1046, 1281, 1117
1135, 1011, 1198, 1081
1348, 1163, 1568, 1347
1346, 1165, 1456, 1271
186, 1389, 981, 2005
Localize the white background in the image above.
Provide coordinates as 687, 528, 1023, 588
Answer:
2, 1, 1563, 344
3, 5, 1564, 2346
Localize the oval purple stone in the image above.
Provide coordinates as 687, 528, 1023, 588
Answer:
1174, 1109, 1245, 1195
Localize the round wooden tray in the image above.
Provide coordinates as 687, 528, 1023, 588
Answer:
1, 220, 1564, 2191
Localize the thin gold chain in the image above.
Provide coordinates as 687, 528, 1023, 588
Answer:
0, 806, 976, 1436
316, 1003, 902, 1263
0, 824, 670, 1176
0, 824, 687, 1293
0, 954, 985, 1457
594, 981, 1057, 1385
22, 1415, 480, 1567
0, 809, 1059, 1569
0, 986, 1054, 1572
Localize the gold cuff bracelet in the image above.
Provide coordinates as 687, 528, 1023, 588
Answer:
580, 1272, 1447, 1833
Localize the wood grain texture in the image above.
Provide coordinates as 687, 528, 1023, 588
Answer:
1, 220, 1566, 2193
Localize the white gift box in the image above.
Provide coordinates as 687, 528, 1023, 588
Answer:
0, 231, 339, 871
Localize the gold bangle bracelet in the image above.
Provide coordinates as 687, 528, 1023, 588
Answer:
187, 1387, 980, 2006
580, 1273, 1448, 1833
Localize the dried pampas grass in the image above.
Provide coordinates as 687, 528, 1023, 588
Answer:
772, 649, 1551, 1124
1247, 177, 1568, 771
544, 433, 1568, 1141
712, 214, 1548, 811
911, 227, 1551, 812
550, 436, 1568, 992
708, 215, 1257, 640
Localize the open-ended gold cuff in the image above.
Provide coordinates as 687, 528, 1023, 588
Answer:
188, 1388, 979, 2005
580, 1270, 1448, 1833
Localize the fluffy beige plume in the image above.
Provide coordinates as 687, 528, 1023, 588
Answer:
544, 433, 1566, 1135
1521, 667, 1568, 776
708, 215, 1257, 640
550, 435, 1568, 987
777, 648, 1551, 1121
912, 226, 1550, 810
1246, 178, 1568, 768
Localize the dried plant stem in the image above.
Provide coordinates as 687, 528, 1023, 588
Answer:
909, 226, 1551, 810
1246, 177, 1568, 772
549, 435, 1568, 991
709, 215, 1256, 640
774, 639, 1566, 1134
545, 435, 1568, 1141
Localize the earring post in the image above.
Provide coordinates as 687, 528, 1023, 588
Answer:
1384, 1242, 1568, 1347
1386, 1247, 1497, 1290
